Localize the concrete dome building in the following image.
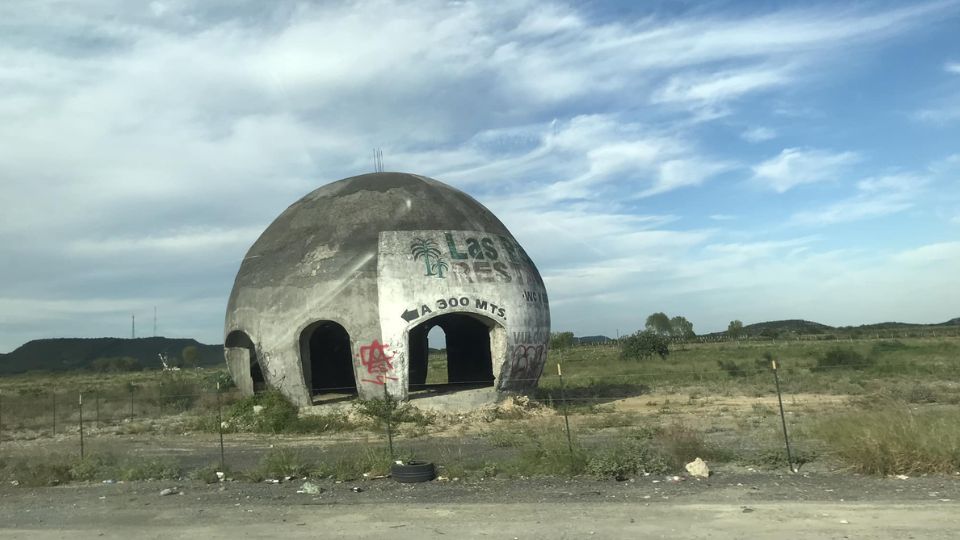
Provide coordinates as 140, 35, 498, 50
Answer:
224, 172, 550, 407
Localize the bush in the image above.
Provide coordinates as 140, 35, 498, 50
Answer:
258, 448, 313, 479
814, 405, 960, 474
225, 390, 300, 433
812, 347, 872, 372
586, 439, 668, 479
156, 372, 202, 411
90, 356, 142, 373
550, 332, 575, 351
354, 397, 433, 429
654, 423, 732, 470
620, 331, 669, 361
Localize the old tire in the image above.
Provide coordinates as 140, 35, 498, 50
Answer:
391, 460, 435, 483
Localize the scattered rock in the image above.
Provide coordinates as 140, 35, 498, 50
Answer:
160, 488, 178, 496
101, 480, 115, 484
297, 482, 322, 495
252, 405, 265, 415
685, 458, 710, 478
351, 487, 363, 493
264, 479, 280, 484
216, 472, 225, 482
895, 474, 909, 480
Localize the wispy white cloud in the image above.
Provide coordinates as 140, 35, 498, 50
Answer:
0, 0, 958, 349
752, 148, 860, 192
790, 173, 928, 226
653, 66, 792, 108
946, 61, 960, 74
741, 127, 777, 142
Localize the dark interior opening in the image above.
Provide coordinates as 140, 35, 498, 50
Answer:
301, 321, 356, 396
225, 330, 266, 394
250, 359, 266, 393
408, 313, 494, 392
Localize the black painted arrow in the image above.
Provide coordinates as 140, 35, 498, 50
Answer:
401, 308, 419, 322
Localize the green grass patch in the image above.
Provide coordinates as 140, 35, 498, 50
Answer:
813, 404, 960, 475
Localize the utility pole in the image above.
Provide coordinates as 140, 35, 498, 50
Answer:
153, 306, 157, 337
131, 314, 135, 339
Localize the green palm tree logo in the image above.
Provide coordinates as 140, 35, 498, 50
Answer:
410, 238, 446, 278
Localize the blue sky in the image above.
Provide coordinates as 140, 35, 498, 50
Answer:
1, 0, 959, 351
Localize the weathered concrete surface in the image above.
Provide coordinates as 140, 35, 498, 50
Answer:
224, 172, 550, 406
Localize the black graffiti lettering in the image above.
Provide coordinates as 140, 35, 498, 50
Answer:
437, 298, 448, 309
474, 261, 495, 282
493, 262, 512, 282
497, 307, 506, 318
481, 238, 498, 260
510, 263, 526, 285
498, 236, 520, 263
420, 304, 432, 315
466, 237, 484, 259
451, 262, 473, 283
475, 298, 488, 310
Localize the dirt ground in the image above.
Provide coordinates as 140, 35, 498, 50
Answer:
1, 471, 958, 539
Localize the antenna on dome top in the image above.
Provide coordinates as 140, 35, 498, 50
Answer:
373, 148, 384, 172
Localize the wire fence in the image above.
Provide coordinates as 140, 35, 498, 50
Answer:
1, 348, 956, 483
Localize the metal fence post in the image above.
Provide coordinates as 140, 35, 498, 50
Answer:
383, 382, 395, 461
217, 383, 225, 471
95, 389, 100, 429
78, 392, 85, 459
771, 359, 796, 473
52, 392, 57, 435
557, 363, 574, 459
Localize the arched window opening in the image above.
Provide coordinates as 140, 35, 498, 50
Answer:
299, 321, 356, 400
408, 313, 496, 394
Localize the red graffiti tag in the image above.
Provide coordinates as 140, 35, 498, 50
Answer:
359, 340, 397, 385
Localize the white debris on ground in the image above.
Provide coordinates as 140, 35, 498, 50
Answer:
685, 458, 710, 478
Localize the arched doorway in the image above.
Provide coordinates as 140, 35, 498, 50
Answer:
225, 330, 266, 394
299, 321, 356, 398
408, 313, 498, 392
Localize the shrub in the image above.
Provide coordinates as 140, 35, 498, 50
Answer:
118, 458, 181, 481
813, 405, 960, 474
354, 397, 433, 429
654, 423, 732, 470
515, 429, 587, 476
225, 389, 299, 433
620, 331, 669, 361
90, 356, 142, 373
812, 347, 872, 372
586, 439, 668, 479
550, 332, 575, 351
156, 372, 202, 411
258, 448, 313, 479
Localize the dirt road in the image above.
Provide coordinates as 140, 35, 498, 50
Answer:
1, 472, 957, 539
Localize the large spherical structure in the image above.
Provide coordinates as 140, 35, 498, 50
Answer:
224, 172, 550, 406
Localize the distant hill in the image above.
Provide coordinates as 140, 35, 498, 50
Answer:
575, 335, 614, 345
0, 337, 223, 375
701, 318, 960, 339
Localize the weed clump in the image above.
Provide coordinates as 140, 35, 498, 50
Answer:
586, 439, 668, 479
812, 347, 872, 372
353, 398, 434, 429
814, 405, 960, 474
